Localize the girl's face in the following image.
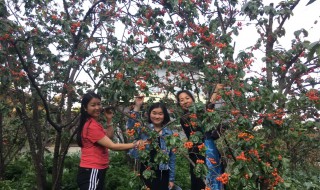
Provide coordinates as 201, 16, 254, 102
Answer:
86, 97, 102, 119
178, 92, 194, 110
150, 107, 165, 127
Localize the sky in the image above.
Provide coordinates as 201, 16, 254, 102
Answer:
235, 0, 320, 72
237, 0, 320, 50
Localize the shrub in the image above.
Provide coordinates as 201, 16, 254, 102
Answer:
3, 148, 319, 189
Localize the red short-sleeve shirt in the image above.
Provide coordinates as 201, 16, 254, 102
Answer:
79, 118, 109, 169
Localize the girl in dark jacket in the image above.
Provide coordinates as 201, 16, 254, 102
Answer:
176, 84, 226, 190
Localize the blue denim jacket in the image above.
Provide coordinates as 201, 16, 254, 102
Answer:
126, 111, 176, 182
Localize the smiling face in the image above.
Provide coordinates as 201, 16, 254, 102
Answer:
85, 97, 102, 120
178, 92, 194, 110
149, 107, 165, 127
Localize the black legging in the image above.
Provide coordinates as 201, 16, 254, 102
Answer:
77, 167, 107, 190
189, 152, 206, 190
139, 136, 170, 190
140, 164, 170, 190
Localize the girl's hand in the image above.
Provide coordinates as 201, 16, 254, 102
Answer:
134, 96, 144, 111
210, 83, 225, 103
132, 140, 147, 149
168, 182, 174, 189
214, 83, 225, 92
137, 139, 149, 146
104, 111, 114, 120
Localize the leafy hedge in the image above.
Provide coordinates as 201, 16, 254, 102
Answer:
0, 151, 191, 190
1, 149, 319, 189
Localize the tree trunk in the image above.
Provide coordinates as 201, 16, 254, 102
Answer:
51, 130, 62, 190
0, 111, 4, 179
16, 92, 47, 189
32, 93, 47, 189
0, 0, 9, 179
260, 179, 269, 190
265, 3, 275, 88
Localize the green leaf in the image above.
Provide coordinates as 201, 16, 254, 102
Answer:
169, 138, 176, 145
142, 169, 154, 179
294, 29, 308, 38
238, 70, 246, 78
145, 49, 162, 64
307, 40, 320, 61
306, 0, 317, 6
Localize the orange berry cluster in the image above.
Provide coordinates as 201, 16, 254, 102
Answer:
116, 72, 123, 80
231, 109, 240, 116
248, 149, 260, 160
208, 158, 217, 164
184, 141, 193, 149
70, 22, 81, 33
197, 143, 205, 150
216, 173, 230, 184
136, 80, 147, 90
196, 159, 205, 164
237, 132, 254, 141
130, 113, 136, 119
126, 129, 135, 136
236, 151, 249, 161
306, 89, 319, 101
206, 108, 214, 112
190, 121, 197, 127
134, 122, 141, 128
189, 113, 197, 119
271, 168, 284, 186
258, 109, 285, 126
138, 144, 146, 151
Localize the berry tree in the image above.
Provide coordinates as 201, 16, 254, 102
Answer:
0, 0, 319, 189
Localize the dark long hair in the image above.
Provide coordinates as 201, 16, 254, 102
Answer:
76, 91, 101, 147
175, 90, 195, 106
147, 102, 171, 126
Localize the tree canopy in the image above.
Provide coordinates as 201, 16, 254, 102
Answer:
0, 0, 319, 189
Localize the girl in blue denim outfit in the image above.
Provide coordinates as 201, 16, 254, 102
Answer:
126, 97, 176, 190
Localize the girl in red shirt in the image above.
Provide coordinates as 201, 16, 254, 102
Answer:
76, 91, 144, 190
